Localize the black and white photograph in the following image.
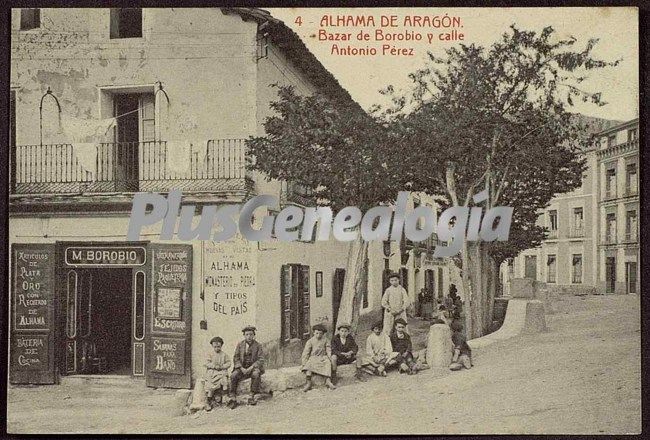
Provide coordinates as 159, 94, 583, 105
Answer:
3, 3, 643, 435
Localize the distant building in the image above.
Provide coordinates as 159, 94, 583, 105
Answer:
503, 118, 639, 296
596, 119, 639, 294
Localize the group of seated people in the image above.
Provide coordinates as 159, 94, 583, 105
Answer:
202, 311, 473, 410
301, 317, 418, 392
203, 325, 265, 410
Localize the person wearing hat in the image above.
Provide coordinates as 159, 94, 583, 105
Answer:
301, 323, 336, 391
364, 320, 396, 377
449, 320, 473, 371
228, 326, 265, 408
330, 323, 367, 384
389, 318, 418, 375
381, 272, 411, 335
203, 336, 231, 409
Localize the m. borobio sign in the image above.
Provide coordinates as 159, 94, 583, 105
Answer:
64, 246, 147, 267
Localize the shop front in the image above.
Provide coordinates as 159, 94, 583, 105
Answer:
9, 241, 193, 389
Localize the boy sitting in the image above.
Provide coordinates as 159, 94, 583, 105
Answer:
364, 320, 396, 376
389, 318, 418, 375
330, 323, 367, 384
449, 320, 473, 371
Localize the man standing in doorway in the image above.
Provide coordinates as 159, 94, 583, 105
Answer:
228, 325, 265, 408
381, 273, 411, 334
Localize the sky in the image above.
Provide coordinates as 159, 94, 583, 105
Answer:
268, 7, 639, 122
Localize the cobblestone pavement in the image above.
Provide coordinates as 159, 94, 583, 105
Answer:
7, 295, 641, 434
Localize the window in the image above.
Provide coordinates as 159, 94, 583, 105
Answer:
573, 207, 583, 230
110, 8, 143, 39
625, 210, 637, 241
626, 163, 637, 195
627, 128, 638, 142
315, 271, 323, 298
547, 255, 557, 283
134, 271, 146, 340
66, 271, 78, 338
20, 8, 40, 30
572, 255, 582, 284
548, 210, 558, 230
605, 167, 616, 198
607, 134, 616, 148
606, 213, 616, 243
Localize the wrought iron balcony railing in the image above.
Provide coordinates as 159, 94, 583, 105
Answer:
12, 139, 247, 195
568, 227, 585, 238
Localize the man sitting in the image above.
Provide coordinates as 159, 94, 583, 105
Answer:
330, 323, 367, 384
228, 325, 265, 408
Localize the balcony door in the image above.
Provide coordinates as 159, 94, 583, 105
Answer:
112, 93, 154, 190
605, 257, 616, 294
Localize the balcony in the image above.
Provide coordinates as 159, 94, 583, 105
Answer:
603, 188, 617, 201
280, 180, 315, 207
12, 140, 249, 197
567, 227, 585, 238
623, 232, 638, 244
601, 234, 617, 245
546, 229, 559, 239
623, 185, 638, 197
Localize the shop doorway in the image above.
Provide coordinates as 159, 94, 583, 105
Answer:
62, 268, 132, 375
91, 269, 133, 375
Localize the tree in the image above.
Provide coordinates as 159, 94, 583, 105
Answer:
246, 86, 399, 331
375, 25, 619, 337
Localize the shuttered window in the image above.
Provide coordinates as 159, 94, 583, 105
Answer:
280, 264, 311, 344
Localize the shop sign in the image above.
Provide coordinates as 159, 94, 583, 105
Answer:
64, 246, 146, 267
150, 337, 185, 375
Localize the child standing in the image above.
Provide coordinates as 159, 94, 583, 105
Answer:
381, 273, 411, 334
204, 336, 231, 408
301, 323, 336, 391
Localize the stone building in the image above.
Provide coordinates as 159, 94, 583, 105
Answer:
8, 7, 450, 387
502, 118, 639, 296
596, 119, 639, 294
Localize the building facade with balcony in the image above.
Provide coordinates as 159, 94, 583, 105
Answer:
8, 8, 450, 388
596, 119, 639, 294
502, 118, 639, 296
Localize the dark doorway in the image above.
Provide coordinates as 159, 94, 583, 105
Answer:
90, 269, 133, 375
605, 257, 616, 294
112, 94, 141, 191
524, 256, 537, 280
626, 262, 637, 294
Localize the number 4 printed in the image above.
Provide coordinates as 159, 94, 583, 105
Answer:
295, 16, 302, 26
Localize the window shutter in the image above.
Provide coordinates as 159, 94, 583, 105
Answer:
139, 94, 155, 142
300, 265, 310, 339
280, 265, 291, 344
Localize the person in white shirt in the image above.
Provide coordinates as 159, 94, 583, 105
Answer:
381, 273, 411, 334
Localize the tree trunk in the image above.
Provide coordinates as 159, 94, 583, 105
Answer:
466, 241, 483, 338
336, 237, 369, 333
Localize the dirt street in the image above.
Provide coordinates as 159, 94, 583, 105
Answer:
6, 295, 641, 434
